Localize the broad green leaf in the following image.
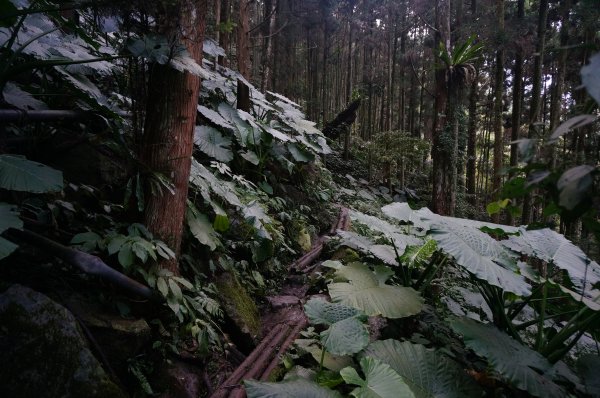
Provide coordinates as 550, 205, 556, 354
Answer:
363, 339, 482, 398
71, 231, 102, 251
577, 355, 600, 397
190, 160, 243, 208
321, 316, 369, 356
244, 379, 342, 398
217, 102, 249, 145
194, 125, 233, 162
557, 165, 595, 210
450, 317, 564, 398
213, 213, 230, 232
381, 202, 431, 232
168, 278, 183, 300
0, 203, 22, 233
503, 228, 599, 292
0, 237, 18, 260
340, 357, 415, 398
329, 262, 423, 318
186, 208, 220, 251
107, 235, 127, 255
157, 277, 169, 297
349, 209, 424, 249
581, 53, 600, 105
429, 219, 530, 296
301, 343, 354, 371
243, 201, 272, 240
304, 298, 363, 325
118, 243, 135, 269
197, 105, 233, 129
336, 231, 401, 267
0, 155, 63, 193
241, 150, 260, 165
401, 240, 437, 268
287, 143, 315, 162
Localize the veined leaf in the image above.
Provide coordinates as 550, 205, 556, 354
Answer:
194, 125, 233, 162
244, 379, 342, 398
429, 219, 530, 297
304, 299, 368, 356
362, 339, 482, 398
340, 357, 415, 398
197, 105, 233, 129
503, 228, 599, 292
451, 317, 564, 398
186, 206, 220, 251
336, 230, 399, 266
0, 155, 63, 193
329, 262, 423, 318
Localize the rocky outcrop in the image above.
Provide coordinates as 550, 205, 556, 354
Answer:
0, 284, 126, 398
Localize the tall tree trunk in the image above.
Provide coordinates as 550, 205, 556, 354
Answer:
431, 0, 452, 215
218, 0, 230, 66
466, 72, 479, 204
343, 18, 353, 160
237, 0, 250, 79
260, 0, 277, 92
141, 0, 207, 274
521, 0, 548, 225
492, 0, 505, 223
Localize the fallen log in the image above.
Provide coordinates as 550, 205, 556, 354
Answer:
6, 228, 158, 301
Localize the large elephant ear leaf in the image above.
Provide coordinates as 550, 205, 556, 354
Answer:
429, 219, 530, 297
244, 378, 342, 398
0, 155, 63, 193
503, 228, 599, 292
194, 125, 233, 162
362, 339, 482, 398
328, 262, 423, 318
340, 357, 415, 398
304, 299, 369, 356
450, 317, 564, 398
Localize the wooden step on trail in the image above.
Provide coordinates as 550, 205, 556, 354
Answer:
209, 207, 350, 398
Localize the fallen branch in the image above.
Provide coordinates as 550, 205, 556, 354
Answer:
6, 228, 159, 301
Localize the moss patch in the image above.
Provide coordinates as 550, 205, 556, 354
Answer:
216, 273, 261, 337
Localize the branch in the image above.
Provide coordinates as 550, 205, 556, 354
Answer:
6, 228, 160, 301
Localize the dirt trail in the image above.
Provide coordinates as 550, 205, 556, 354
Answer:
210, 207, 349, 398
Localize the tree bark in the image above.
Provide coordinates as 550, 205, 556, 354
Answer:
260, 0, 277, 92
491, 0, 505, 223
521, 0, 548, 225
141, 0, 207, 274
237, 0, 251, 79
431, 0, 453, 215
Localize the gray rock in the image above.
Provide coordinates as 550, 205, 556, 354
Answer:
0, 284, 126, 398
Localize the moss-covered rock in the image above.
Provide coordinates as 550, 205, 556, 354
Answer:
216, 273, 260, 338
0, 284, 126, 398
296, 227, 312, 252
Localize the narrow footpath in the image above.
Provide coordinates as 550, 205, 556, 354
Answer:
210, 207, 350, 398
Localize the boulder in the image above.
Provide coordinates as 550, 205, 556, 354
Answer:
0, 284, 126, 398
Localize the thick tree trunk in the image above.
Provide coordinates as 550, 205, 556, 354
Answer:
218, 0, 230, 67
260, 0, 277, 92
237, 0, 251, 79
141, 0, 207, 274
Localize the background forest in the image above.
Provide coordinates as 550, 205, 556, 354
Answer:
1, 0, 600, 397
